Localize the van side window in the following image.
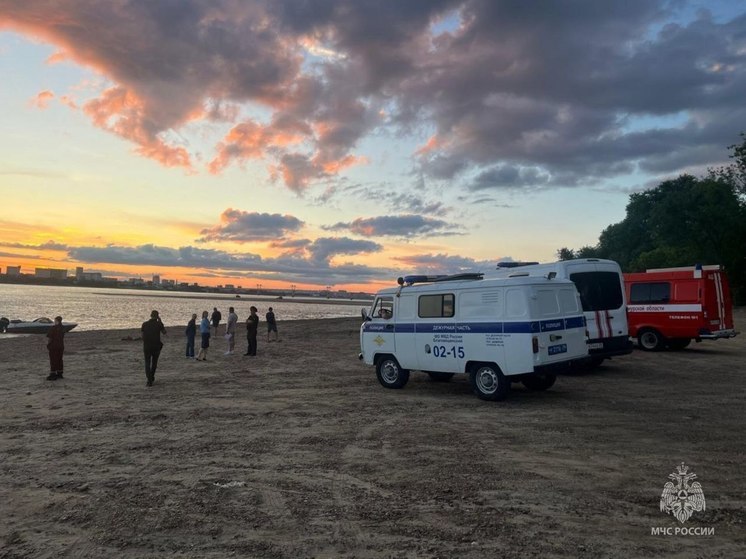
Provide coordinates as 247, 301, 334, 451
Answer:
373, 297, 394, 319
557, 288, 580, 313
569, 271, 624, 311
629, 282, 670, 304
536, 289, 560, 315
505, 289, 527, 318
418, 294, 455, 318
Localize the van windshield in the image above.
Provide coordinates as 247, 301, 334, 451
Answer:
569, 271, 623, 311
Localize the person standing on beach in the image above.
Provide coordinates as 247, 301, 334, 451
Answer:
46, 316, 65, 381
266, 307, 279, 342
185, 313, 197, 359
225, 306, 238, 355
244, 306, 259, 356
196, 311, 210, 361
211, 307, 222, 336
141, 310, 166, 387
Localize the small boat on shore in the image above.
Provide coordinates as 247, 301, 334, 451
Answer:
0, 317, 78, 334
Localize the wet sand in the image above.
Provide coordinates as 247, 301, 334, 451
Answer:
1, 314, 744, 558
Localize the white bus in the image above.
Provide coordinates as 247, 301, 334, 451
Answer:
489, 259, 632, 365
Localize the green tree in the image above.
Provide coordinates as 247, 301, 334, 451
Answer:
557, 135, 746, 302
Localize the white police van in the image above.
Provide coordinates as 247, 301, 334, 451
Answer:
489, 259, 632, 366
359, 273, 589, 401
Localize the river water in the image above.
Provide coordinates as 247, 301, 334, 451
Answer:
0, 284, 368, 332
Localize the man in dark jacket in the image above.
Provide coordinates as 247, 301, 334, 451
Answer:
185, 313, 197, 358
142, 310, 166, 386
244, 306, 259, 356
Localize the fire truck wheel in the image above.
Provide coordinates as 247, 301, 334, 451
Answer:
427, 371, 454, 382
638, 328, 665, 351
376, 356, 410, 389
470, 363, 510, 401
522, 373, 557, 391
667, 338, 691, 350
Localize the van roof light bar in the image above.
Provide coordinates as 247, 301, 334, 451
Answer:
397, 272, 483, 286
496, 261, 539, 269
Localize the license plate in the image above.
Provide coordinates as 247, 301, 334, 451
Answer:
548, 344, 567, 355
587, 342, 604, 350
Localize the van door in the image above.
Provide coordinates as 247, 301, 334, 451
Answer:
567, 263, 629, 357
414, 292, 462, 373
704, 271, 730, 331
362, 296, 395, 357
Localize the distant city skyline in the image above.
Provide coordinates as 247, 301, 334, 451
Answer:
1, 1, 745, 291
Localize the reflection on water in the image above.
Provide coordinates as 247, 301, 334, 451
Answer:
0, 284, 366, 331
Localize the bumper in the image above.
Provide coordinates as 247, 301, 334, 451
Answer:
698, 329, 740, 340
587, 335, 633, 358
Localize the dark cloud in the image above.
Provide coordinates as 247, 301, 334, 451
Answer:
325, 215, 460, 237
0, 240, 69, 250
67, 237, 384, 285
393, 253, 505, 276
2, 1, 745, 190
470, 165, 551, 190
198, 209, 304, 243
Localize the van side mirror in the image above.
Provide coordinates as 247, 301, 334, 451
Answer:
361, 308, 372, 322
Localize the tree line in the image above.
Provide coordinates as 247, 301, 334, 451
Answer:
558, 134, 746, 304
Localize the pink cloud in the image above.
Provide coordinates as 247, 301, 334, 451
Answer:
30, 90, 54, 109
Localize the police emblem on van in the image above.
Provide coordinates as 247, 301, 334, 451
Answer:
373, 335, 386, 346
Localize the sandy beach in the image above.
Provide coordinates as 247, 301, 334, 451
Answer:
1, 313, 745, 558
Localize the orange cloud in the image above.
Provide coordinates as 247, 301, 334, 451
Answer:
45, 51, 68, 65
415, 134, 442, 156
317, 154, 368, 174
83, 86, 193, 171
208, 119, 309, 174
30, 90, 54, 109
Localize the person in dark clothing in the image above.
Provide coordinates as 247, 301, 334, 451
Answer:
46, 315, 65, 381
141, 310, 166, 386
211, 307, 222, 336
185, 313, 197, 358
266, 307, 279, 342
244, 306, 259, 356
196, 310, 210, 361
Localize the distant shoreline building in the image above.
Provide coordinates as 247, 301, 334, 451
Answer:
35, 267, 67, 280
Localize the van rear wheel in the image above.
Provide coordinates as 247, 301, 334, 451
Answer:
427, 371, 454, 382
470, 364, 510, 401
522, 373, 556, 391
376, 357, 409, 389
638, 328, 665, 351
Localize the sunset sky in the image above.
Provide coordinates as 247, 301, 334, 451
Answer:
1, 1, 745, 292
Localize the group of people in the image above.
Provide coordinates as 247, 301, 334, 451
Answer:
44, 306, 280, 388
184, 306, 279, 360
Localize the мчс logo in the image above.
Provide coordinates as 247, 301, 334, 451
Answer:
660, 462, 706, 523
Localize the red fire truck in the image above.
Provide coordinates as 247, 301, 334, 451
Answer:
624, 265, 739, 350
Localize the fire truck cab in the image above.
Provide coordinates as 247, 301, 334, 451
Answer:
624, 265, 739, 351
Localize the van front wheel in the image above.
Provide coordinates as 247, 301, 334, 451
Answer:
376, 357, 409, 389
470, 364, 510, 401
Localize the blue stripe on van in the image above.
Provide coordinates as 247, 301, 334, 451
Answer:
503, 321, 539, 334
540, 320, 565, 332
364, 318, 585, 334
